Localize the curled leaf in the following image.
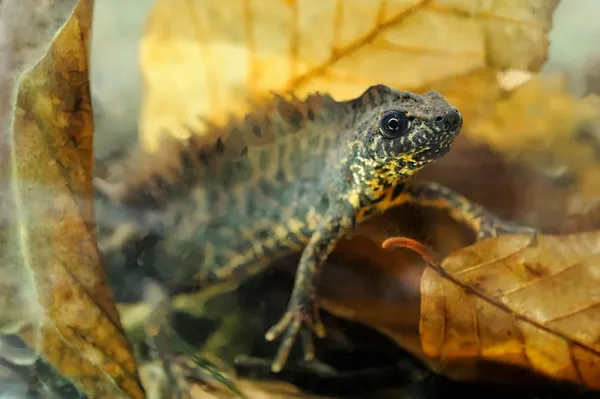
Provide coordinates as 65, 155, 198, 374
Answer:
1, 1, 146, 397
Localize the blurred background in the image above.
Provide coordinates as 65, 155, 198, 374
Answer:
89, 0, 600, 159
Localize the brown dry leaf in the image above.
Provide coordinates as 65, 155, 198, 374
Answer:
138, 0, 558, 151
0, 1, 145, 397
415, 232, 600, 390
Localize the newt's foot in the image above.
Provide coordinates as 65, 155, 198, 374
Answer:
264, 300, 326, 373
477, 217, 539, 244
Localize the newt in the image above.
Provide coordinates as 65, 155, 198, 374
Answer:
94, 84, 537, 373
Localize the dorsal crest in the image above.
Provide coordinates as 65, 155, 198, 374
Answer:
97, 89, 352, 208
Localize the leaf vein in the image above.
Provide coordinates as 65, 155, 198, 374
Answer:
500, 257, 590, 297
285, 0, 430, 92
429, 254, 600, 359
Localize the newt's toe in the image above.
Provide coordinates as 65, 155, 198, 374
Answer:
265, 304, 326, 373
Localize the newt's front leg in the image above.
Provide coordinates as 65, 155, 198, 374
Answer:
265, 215, 347, 372
406, 181, 538, 240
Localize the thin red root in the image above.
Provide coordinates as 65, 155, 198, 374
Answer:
381, 236, 440, 267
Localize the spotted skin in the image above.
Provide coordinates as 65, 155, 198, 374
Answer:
95, 84, 536, 373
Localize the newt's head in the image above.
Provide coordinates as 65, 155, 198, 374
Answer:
346, 85, 462, 196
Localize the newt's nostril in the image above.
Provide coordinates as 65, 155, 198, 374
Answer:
435, 110, 462, 131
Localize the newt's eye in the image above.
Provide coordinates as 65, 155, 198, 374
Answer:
379, 110, 410, 139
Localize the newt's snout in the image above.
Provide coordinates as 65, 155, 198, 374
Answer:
435, 107, 462, 132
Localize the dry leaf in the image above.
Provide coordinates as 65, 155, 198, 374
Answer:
466, 74, 600, 198
0, 1, 146, 397
408, 233, 600, 390
469, 74, 599, 151
137, 0, 558, 151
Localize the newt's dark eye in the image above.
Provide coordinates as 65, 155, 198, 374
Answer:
379, 110, 410, 138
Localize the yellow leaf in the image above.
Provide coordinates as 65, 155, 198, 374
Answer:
137, 0, 558, 151
468, 73, 600, 199
0, 1, 146, 397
